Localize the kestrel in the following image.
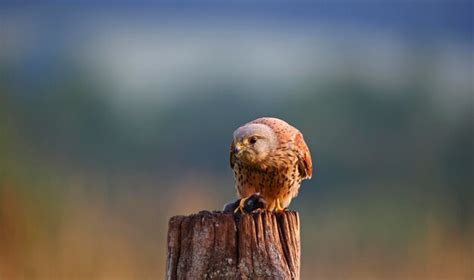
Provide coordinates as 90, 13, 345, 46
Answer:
229, 117, 312, 212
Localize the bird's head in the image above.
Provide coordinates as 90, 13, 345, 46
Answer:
232, 123, 277, 165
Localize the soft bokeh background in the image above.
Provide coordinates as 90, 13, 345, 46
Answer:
1, 1, 473, 279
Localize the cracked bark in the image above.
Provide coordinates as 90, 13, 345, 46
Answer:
166, 211, 300, 280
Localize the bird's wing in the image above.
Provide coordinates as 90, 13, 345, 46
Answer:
251, 117, 313, 178
295, 132, 313, 179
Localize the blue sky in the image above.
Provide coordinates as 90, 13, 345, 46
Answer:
1, 1, 472, 40
2, 0, 472, 112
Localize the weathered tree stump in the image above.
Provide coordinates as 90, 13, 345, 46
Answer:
166, 210, 300, 280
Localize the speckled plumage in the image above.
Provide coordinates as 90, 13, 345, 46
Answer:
230, 117, 312, 211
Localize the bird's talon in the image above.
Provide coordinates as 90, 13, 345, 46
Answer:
234, 197, 247, 214
233, 193, 267, 214
273, 199, 286, 212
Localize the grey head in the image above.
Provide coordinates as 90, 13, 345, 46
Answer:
232, 123, 278, 165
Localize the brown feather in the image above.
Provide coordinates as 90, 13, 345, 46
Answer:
294, 132, 313, 179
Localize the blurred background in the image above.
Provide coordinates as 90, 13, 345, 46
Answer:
1, 1, 473, 279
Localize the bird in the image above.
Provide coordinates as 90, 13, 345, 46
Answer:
229, 117, 312, 212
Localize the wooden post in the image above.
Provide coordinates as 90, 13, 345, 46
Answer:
166, 210, 300, 280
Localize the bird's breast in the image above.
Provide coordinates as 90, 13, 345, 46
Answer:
233, 159, 301, 201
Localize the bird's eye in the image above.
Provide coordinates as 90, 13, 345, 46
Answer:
249, 137, 258, 144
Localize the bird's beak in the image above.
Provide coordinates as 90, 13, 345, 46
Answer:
234, 143, 243, 154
